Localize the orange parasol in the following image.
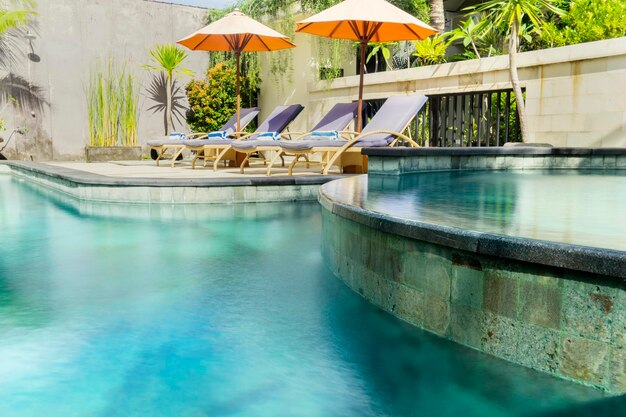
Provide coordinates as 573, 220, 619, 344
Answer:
296, 0, 437, 131
178, 9, 295, 131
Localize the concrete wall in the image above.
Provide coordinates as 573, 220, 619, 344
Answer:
3, 0, 210, 161
299, 37, 626, 147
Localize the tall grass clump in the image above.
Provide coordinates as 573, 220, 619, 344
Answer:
86, 59, 139, 147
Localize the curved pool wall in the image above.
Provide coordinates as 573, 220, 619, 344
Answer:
320, 148, 626, 393
0, 162, 343, 204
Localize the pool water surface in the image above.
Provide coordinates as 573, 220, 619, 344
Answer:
0, 175, 619, 417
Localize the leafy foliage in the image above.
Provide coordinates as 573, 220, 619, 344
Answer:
144, 44, 194, 79
413, 35, 451, 66
537, 0, 626, 47
185, 62, 258, 133
0, 0, 36, 34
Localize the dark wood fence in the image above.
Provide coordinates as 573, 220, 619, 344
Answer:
362, 89, 523, 147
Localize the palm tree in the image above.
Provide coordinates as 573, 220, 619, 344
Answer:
469, 0, 563, 142
0, 1, 44, 118
144, 44, 194, 135
430, 0, 445, 33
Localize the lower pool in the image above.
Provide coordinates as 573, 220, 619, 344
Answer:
0, 175, 616, 417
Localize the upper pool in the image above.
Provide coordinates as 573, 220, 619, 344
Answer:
0, 175, 616, 417
323, 169, 626, 252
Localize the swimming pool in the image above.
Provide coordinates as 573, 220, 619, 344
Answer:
0, 174, 613, 416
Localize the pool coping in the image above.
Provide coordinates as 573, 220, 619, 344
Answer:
0, 161, 345, 187
319, 176, 626, 281
362, 147, 626, 157
0, 161, 348, 204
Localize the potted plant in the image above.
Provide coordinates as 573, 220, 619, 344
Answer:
84, 59, 141, 162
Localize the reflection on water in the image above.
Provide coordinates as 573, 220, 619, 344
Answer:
0, 175, 620, 417
325, 170, 626, 251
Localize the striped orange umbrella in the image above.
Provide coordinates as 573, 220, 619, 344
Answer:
296, 0, 437, 131
178, 9, 295, 131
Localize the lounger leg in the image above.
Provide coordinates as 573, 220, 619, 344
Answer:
213, 146, 231, 171
191, 150, 201, 169
239, 153, 252, 174
156, 147, 164, 166
170, 147, 184, 168
288, 155, 302, 176
266, 151, 283, 176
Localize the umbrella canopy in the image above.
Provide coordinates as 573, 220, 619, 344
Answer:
296, 0, 437, 131
178, 9, 295, 130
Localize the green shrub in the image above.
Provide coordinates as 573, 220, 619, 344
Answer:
413, 35, 451, 66
538, 0, 625, 47
185, 62, 258, 133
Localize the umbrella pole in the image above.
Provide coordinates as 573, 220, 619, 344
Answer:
357, 40, 367, 132
236, 51, 241, 132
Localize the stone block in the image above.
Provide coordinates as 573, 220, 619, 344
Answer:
422, 296, 450, 336
518, 281, 562, 329
449, 304, 483, 350
560, 336, 610, 386
562, 279, 617, 343
401, 251, 451, 299
389, 284, 425, 327
610, 347, 626, 393
516, 322, 561, 373
451, 265, 484, 309
483, 271, 518, 319
482, 312, 519, 360
612, 288, 626, 347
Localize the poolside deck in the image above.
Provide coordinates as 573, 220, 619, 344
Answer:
47, 159, 332, 179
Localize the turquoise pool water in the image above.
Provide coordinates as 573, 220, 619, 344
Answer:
0, 175, 618, 417
326, 170, 626, 251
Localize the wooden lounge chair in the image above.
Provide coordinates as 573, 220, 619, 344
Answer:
231, 102, 358, 174
275, 94, 428, 175
147, 107, 260, 167
185, 104, 304, 170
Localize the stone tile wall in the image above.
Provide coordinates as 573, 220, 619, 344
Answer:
322, 208, 625, 393
367, 154, 626, 176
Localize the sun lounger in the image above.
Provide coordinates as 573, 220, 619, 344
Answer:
185, 104, 304, 170
276, 94, 428, 175
147, 107, 260, 167
232, 102, 358, 174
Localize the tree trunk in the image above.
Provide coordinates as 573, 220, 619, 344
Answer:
165, 73, 172, 135
430, 0, 445, 33
509, 20, 529, 143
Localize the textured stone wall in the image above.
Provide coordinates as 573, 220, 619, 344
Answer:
367, 152, 626, 176
322, 208, 625, 393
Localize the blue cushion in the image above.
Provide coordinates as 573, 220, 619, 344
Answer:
310, 131, 340, 140
256, 132, 282, 141
168, 132, 187, 140
207, 130, 228, 139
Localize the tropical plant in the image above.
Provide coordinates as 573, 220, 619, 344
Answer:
0, 0, 35, 34
537, 0, 626, 48
0, 0, 43, 133
448, 17, 483, 58
185, 62, 258, 133
413, 34, 450, 66
366, 42, 395, 71
467, 0, 564, 142
85, 60, 139, 147
144, 44, 193, 135
429, 0, 445, 33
